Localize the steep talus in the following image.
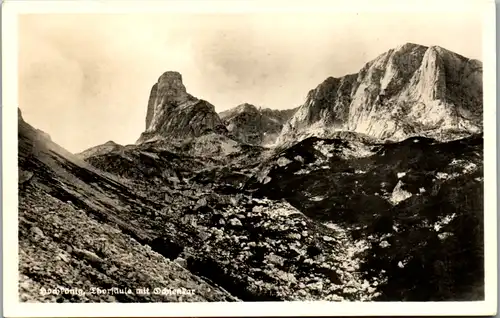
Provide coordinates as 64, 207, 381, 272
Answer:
18, 110, 237, 302
279, 43, 482, 145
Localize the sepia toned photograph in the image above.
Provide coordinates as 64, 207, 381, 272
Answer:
2, 0, 497, 316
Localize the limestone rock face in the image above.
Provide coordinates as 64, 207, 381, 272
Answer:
278, 43, 483, 145
18, 45, 485, 301
138, 71, 227, 143
219, 103, 297, 146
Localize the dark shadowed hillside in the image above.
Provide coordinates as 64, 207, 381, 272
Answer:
18, 43, 484, 303
246, 134, 483, 300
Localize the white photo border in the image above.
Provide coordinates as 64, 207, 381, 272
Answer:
2, 0, 497, 316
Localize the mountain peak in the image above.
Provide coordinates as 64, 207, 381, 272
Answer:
158, 70, 183, 81
236, 103, 259, 113
157, 71, 187, 94
394, 42, 428, 52
145, 71, 192, 130
279, 44, 482, 144
138, 72, 227, 143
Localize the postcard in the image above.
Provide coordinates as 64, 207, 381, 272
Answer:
2, 0, 497, 316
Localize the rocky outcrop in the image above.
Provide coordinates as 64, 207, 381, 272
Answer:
18, 42, 484, 303
219, 103, 298, 146
138, 71, 228, 143
77, 140, 124, 159
279, 43, 483, 145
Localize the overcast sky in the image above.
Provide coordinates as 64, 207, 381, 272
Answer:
19, 11, 483, 153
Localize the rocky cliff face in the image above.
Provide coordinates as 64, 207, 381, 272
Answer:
279, 43, 483, 145
138, 71, 228, 143
219, 103, 297, 146
18, 43, 485, 304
